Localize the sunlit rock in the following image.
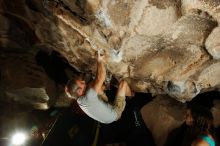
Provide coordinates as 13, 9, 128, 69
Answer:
206, 27, 220, 59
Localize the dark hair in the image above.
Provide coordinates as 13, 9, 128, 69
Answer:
188, 105, 214, 136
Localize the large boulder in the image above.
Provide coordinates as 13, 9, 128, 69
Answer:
0, 0, 220, 103
141, 95, 186, 146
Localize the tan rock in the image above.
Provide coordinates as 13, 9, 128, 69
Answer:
206, 26, 220, 59
0, 0, 220, 102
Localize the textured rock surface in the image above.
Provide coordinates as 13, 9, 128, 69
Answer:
0, 0, 220, 104
0, 51, 57, 109
141, 96, 186, 146
206, 26, 220, 59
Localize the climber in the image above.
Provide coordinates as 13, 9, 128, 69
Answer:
65, 51, 133, 124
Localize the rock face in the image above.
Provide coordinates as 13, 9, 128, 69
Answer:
141, 96, 186, 146
0, 0, 220, 103
0, 50, 57, 109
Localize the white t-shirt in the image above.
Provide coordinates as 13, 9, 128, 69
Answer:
77, 88, 118, 123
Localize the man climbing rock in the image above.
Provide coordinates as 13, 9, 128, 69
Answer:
65, 51, 133, 123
